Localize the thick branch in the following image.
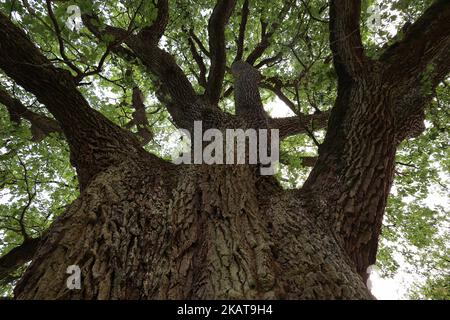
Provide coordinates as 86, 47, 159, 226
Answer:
0, 237, 41, 283
82, 14, 202, 130
381, 0, 450, 85
269, 112, 330, 139
301, 156, 318, 167
234, 0, 249, 62
231, 61, 266, 121
0, 13, 158, 189
139, 0, 169, 41
0, 87, 62, 141
329, 0, 367, 79
206, 0, 236, 104
246, 1, 293, 65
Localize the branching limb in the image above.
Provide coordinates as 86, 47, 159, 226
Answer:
329, 0, 367, 79
0, 12, 161, 189
0, 237, 41, 283
246, 0, 293, 65
234, 0, 249, 62
381, 0, 450, 87
45, 0, 83, 76
206, 0, 236, 104
0, 86, 62, 141
82, 6, 228, 131
269, 112, 329, 139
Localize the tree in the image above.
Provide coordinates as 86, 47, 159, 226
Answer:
0, 0, 448, 299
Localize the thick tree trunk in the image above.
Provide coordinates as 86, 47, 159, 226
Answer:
1, 0, 448, 301
14, 157, 373, 299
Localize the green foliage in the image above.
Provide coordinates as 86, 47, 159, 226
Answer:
410, 274, 450, 300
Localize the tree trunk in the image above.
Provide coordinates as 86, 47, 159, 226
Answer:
14, 157, 373, 299
1, 0, 448, 301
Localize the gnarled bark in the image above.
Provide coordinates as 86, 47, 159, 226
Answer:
1, 0, 449, 300
14, 162, 372, 299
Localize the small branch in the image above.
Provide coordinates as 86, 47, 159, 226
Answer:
45, 0, 82, 76
189, 29, 210, 58
234, 0, 249, 62
254, 53, 283, 69
280, 154, 317, 167
300, 0, 329, 24
187, 30, 208, 88
246, 0, 293, 65
17, 156, 35, 241
395, 161, 418, 169
261, 79, 297, 111
74, 47, 112, 84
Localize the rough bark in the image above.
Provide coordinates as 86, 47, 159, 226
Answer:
0, 0, 448, 300
13, 162, 372, 299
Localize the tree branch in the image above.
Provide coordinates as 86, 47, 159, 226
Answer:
206, 0, 236, 104
380, 0, 450, 86
0, 237, 41, 283
246, 0, 293, 65
260, 79, 297, 111
380, 1, 450, 143
82, 13, 201, 130
189, 29, 210, 58
0, 86, 62, 141
234, 0, 249, 62
45, 0, 83, 77
0, 13, 158, 189
125, 86, 154, 146
254, 53, 283, 69
269, 112, 330, 139
231, 61, 266, 121
139, 0, 169, 41
187, 32, 208, 88
329, 0, 367, 79
280, 154, 318, 167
